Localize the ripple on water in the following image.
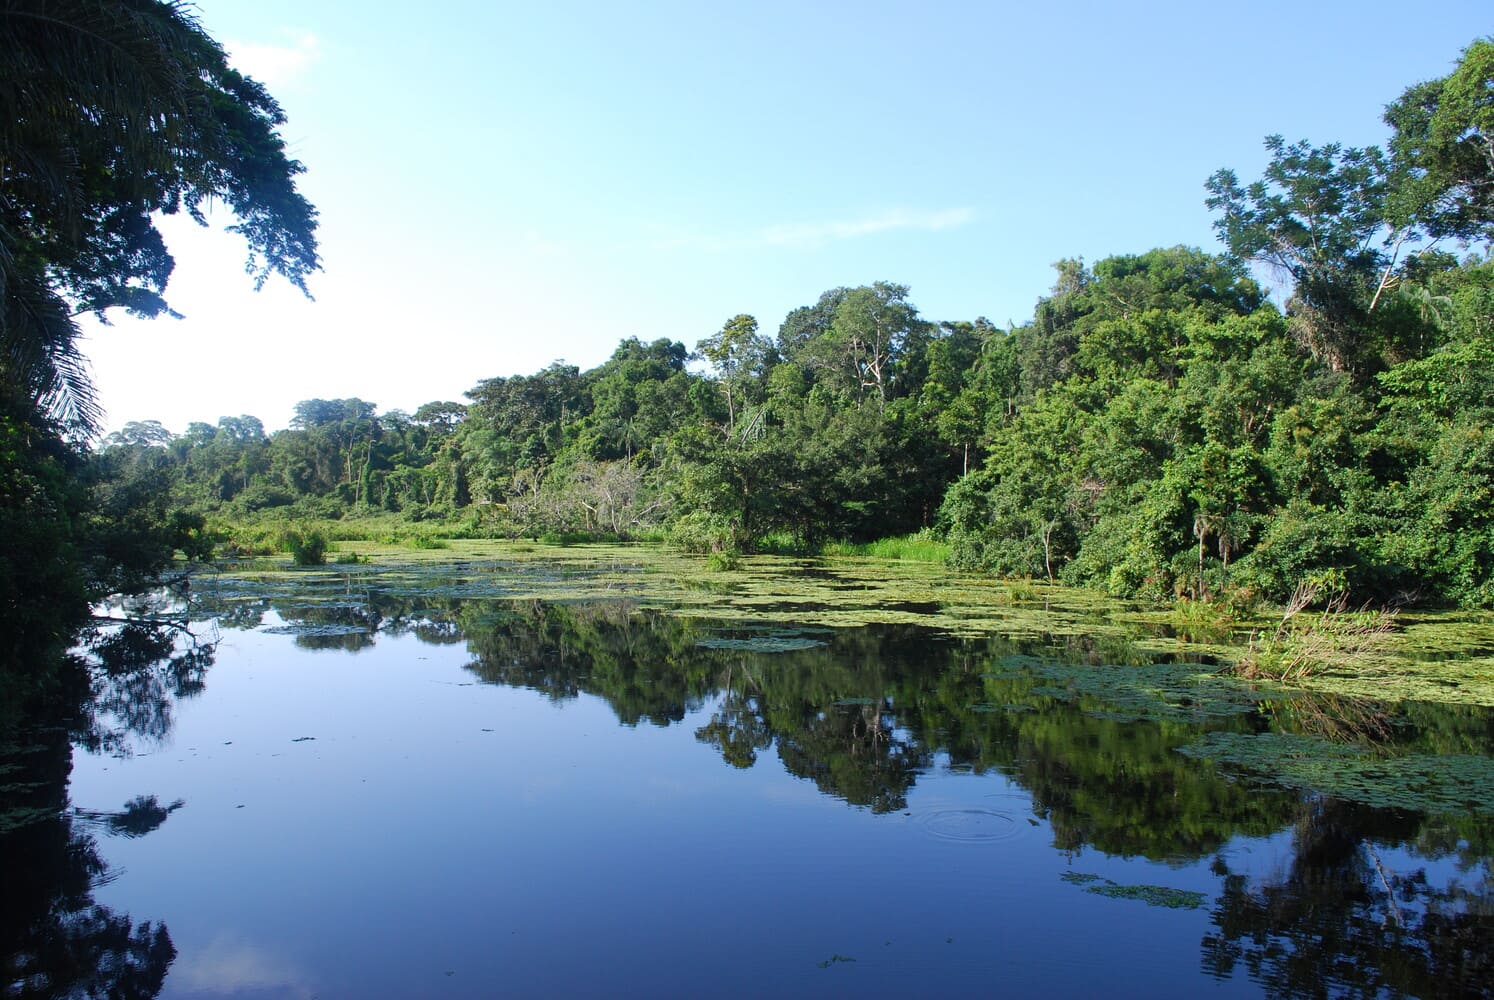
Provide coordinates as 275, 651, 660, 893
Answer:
912, 807, 1025, 844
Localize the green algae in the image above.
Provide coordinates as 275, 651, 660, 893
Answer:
1176, 732, 1494, 814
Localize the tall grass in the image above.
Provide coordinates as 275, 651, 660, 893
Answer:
821, 530, 950, 563
1234, 582, 1398, 682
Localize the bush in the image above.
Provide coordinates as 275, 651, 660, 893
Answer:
279, 526, 328, 566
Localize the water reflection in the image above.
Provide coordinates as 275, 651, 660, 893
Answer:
2, 600, 216, 997
1204, 799, 1493, 996
1, 732, 176, 997
20, 574, 1492, 996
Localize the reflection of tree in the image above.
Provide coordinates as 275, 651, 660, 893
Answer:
456, 603, 1305, 831
73, 795, 184, 839
1202, 798, 1494, 997
694, 667, 770, 769
183, 582, 1494, 879
463, 601, 711, 725
776, 698, 928, 813
73, 623, 216, 754
0, 732, 175, 998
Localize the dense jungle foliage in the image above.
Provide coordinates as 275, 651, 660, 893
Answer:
3, 13, 1493, 720
0, 1, 319, 716
97, 39, 1494, 610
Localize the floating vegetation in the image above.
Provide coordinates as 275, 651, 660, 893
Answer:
817, 954, 856, 968
1059, 872, 1103, 885
981, 659, 1278, 724
1177, 732, 1494, 813
196, 541, 1494, 705
1061, 872, 1207, 909
696, 627, 831, 653
261, 623, 370, 637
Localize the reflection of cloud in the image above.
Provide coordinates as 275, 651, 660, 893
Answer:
227, 32, 320, 88
655, 207, 974, 252
170, 934, 314, 998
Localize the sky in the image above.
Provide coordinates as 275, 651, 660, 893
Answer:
82, 0, 1493, 434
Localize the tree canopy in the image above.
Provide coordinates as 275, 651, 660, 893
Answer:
0, 0, 319, 713
1, 0, 320, 433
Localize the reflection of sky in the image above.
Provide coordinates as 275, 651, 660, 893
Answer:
60, 624, 1433, 996
168, 933, 314, 999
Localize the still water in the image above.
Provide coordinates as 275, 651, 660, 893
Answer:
5, 554, 1492, 997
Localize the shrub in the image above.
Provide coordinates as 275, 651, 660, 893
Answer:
280, 526, 328, 566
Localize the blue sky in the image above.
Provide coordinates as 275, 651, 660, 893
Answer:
83, 1, 1492, 433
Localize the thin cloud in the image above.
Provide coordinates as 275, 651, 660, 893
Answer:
655, 207, 975, 252
227, 32, 320, 88
758, 207, 974, 248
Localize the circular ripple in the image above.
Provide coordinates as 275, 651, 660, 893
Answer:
913, 808, 1023, 844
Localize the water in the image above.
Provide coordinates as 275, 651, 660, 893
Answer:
4, 559, 1492, 998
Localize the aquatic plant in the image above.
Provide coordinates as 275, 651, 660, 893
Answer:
1061, 872, 1207, 909
696, 629, 829, 653
1235, 583, 1398, 682
1177, 732, 1494, 813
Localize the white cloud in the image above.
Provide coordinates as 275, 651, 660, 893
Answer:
655, 207, 975, 252
227, 32, 320, 88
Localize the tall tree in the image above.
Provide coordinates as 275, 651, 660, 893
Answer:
1, 0, 320, 433
1385, 38, 1494, 243
0, 1, 318, 700
696, 314, 776, 435
1206, 137, 1391, 372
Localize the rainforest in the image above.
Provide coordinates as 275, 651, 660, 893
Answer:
3, 5, 1494, 997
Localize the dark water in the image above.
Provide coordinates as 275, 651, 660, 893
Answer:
4, 565, 1493, 998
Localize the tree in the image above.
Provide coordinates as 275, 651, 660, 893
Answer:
0, 1, 318, 701
696, 314, 776, 435
1, 0, 320, 434
1206, 137, 1392, 371
1385, 38, 1494, 243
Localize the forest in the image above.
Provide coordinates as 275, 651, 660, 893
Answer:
101, 37, 1494, 608
3, 11, 1493, 994
3, 8, 1493, 719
